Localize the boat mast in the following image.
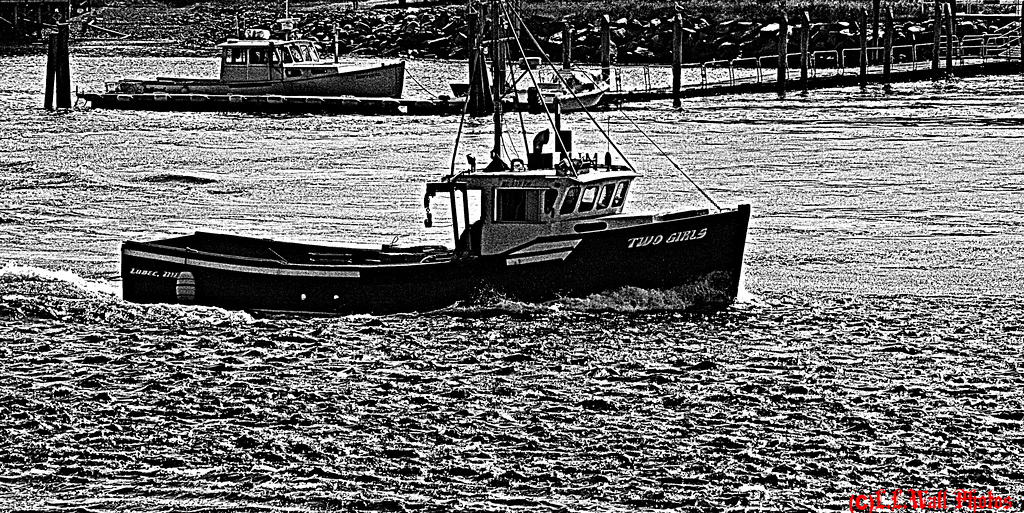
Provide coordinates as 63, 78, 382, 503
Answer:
490, 0, 503, 161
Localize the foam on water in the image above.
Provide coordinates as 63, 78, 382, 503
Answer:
0, 262, 255, 326
0, 262, 119, 297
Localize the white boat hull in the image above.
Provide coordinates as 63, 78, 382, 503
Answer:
116, 61, 406, 98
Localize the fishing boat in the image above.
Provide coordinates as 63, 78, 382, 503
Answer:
451, 59, 610, 112
509, 60, 610, 112
108, 31, 405, 98
120, 1, 750, 315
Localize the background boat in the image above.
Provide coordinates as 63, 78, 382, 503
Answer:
107, 32, 405, 98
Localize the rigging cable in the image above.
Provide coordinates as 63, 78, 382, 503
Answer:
617, 108, 722, 212
502, 2, 635, 174
501, 0, 720, 211
498, 1, 576, 176
405, 67, 438, 98
449, 2, 491, 178
448, 73, 473, 177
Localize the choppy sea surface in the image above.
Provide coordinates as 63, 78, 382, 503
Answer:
1, 48, 1023, 511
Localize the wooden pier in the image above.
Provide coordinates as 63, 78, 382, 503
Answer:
77, 91, 467, 116
605, 58, 1022, 104
78, 53, 1022, 116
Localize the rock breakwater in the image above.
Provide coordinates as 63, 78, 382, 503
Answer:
83, 1, 1009, 64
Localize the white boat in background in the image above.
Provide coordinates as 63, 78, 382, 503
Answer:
108, 32, 405, 98
510, 62, 610, 112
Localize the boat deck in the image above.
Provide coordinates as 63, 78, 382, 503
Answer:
139, 232, 453, 266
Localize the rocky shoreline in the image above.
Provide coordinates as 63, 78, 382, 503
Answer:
78, 1, 1010, 64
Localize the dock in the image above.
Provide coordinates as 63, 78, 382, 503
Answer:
76, 91, 467, 116
78, 55, 1022, 116
605, 59, 1023, 104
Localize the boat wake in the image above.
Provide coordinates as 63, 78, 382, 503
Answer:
436, 272, 742, 317
0, 263, 252, 326
556, 274, 738, 313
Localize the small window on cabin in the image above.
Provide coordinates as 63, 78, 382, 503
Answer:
309, 46, 322, 62
301, 45, 314, 62
286, 69, 302, 78
496, 189, 527, 222
271, 49, 283, 63
282, 49, 293, 63
559, 186, 580, 215
578, 185, 599, 212
289, 46, 303, 62
249, 48, 268, 65
226, 48, 247, 64
496, 189, 545, 223
544, 189, 558, 215
596, 183, 615, 209
611, 181, 629, 208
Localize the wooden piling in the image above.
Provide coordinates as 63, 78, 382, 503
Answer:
777, 10, 788, 96
600, 14, 611, 84
800, 11, 810, 89
859, 9, 868, 88
949, 0, 957, 47
944, 2, 954, 74
883, 7, 893, 85
467, 5, 479, 104
466, 5, 492, 117
932, 0, 941, 78
44, 34, 56, 110
673, 14, 682, 107
56, 24, 70, 109
562, 21, 572, 70
872, 0, 881, 46
44, 24, 71, 110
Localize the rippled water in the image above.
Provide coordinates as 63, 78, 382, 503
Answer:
1, 48, 1023, 511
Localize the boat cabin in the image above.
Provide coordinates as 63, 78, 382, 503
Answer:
425, 129, 639, 257
217, 38, 330, 82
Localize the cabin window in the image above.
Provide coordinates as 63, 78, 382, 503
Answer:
271, 49, 283, 63
596, 183, 615, 209
289, 46, 303, 62
611, 181, 629, 207
545, 189, 558, 215
282, 49, 294, 63
559, 186, 580, 215
495, 189, 544, 223
249, 48, 270, 65
299, 44, 315, 62
225, 48, 247, 64
578, 185, 599, 212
